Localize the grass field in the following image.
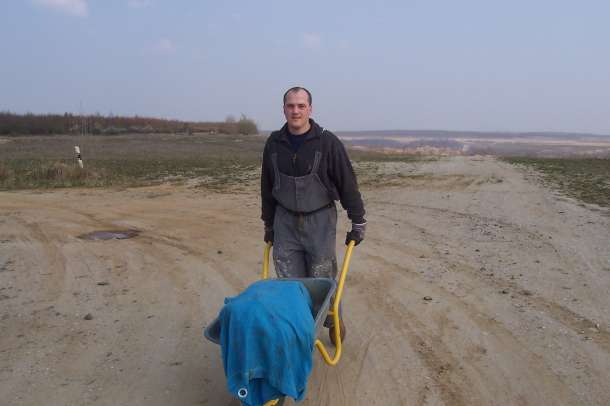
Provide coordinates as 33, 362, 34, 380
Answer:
0, 133, 429, 191
504, 157, 610, 209
0, 133, 264, 190
3, 135, 608, 211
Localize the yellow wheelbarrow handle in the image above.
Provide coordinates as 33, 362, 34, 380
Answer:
262, 241, 272, 280
261, 240, 356, 366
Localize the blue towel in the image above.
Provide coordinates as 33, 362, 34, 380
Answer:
219, 280, 315, 405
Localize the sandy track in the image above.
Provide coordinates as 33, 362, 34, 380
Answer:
1, 156, 609, 405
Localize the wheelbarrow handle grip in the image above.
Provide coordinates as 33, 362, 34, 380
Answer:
262, 242, 273, 279
333, 240, 356, 315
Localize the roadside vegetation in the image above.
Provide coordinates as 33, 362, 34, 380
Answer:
504, 157, 610, 208
0, 133, 433, 191
0, 133, 263, 191
0, 159, 262, 190
9, 133, 607, 206
0, 111, 258, 135
352, 155, 438, 187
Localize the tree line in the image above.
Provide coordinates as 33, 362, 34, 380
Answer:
0, 112, 258, 136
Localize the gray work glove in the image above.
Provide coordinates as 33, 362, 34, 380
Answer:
345, 222, 366, 246
264, 226, 274, 244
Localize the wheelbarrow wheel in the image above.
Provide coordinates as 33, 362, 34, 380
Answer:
264, 397, 285, 406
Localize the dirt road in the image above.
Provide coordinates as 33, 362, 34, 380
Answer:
1, 156, 609, 405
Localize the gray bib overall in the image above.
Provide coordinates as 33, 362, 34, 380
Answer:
270, 148, 338, 280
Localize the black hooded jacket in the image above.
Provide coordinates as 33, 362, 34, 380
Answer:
261, 119, 366, 227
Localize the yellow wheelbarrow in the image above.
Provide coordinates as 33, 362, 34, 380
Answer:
203, 240, 356, 405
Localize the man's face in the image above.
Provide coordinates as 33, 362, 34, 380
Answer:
283, 90, 312, 132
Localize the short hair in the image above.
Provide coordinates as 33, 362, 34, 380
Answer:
283, 87, 312, 106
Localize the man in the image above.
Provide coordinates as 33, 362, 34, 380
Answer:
260, 86, 366, 345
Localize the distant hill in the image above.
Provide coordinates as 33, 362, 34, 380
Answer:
332, 129, 610, 158
334, 129, 610, 140
261, 128, 610, 140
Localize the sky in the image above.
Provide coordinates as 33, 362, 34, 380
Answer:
1, 0, 609, 134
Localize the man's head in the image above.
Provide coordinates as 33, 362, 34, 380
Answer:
283, 87, 312, 134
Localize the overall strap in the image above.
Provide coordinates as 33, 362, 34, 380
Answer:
311, 151, 322, 174
271, 153, 280, 190
311, 127, 328, 174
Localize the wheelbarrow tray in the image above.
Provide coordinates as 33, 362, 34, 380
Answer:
203, 277, 337, 345
203, 278, 337, 405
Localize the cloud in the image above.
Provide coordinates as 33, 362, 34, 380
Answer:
127, 0, 151, 9
301, 33, 322, 50
33, 0, 88, 17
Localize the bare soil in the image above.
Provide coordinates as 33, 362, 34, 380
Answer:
1, 156, 609, 405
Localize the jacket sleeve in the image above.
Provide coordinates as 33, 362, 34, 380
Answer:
260, 139, 277, 228
327, 133, 366, 224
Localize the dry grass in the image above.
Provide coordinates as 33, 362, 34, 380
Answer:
0, 133, 265, 190
504, 157, 610, 209
0, 162, 10, 182
353, 157, 441, 188
0, 160, 101, 189
0, 133, 433, 191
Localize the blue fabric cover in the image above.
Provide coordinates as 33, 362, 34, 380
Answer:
219, 280, 315, 405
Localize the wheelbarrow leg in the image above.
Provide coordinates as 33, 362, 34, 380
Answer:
315, 241, 355, 365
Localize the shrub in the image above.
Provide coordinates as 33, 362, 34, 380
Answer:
31, 161, 92, 186
237, 114, 258, 135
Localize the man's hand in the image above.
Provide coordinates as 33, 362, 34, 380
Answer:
264, 227, 274, 244
345, 222, 366, 246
